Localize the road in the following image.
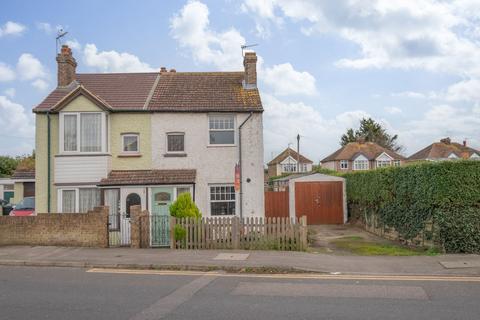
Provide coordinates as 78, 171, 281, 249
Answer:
1, 266, 480, 320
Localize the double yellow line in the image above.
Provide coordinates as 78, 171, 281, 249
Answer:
86, 268, 480, 282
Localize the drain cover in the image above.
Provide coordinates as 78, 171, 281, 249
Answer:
213, 253, 250, 261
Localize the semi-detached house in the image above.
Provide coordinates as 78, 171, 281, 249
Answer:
33, 45, 264, 245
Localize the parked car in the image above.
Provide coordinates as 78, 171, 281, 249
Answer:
1, 199, 13, 216
10, 197, 36, 216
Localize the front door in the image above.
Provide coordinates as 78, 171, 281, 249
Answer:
119, 187, 146, 246
151, 187, 173, 247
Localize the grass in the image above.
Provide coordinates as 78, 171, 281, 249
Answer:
331, 236, 440, 256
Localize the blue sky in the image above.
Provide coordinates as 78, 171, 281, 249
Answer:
1, 0, 479, 162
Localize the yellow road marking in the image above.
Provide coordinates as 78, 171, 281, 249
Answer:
86, 268, 480, 282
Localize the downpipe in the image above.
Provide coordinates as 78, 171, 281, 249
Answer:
238, 112, 253, 219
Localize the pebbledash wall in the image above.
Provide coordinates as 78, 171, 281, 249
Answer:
151, 112, 265, 218
0, 207, 109, 247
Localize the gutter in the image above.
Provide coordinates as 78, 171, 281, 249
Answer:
238, 112, 253, 219
47, 111, 51, 213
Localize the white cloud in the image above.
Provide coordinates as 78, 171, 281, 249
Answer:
17, 53, 47, 80
3, 88, 15, 98
240, 0, 283, 38
263, 93, 370, 161
31, 79, 49, 91
65, 39, 81, 50
0, 96, 35, 151
0, 62, 15, 82
170, 0, 246, 70
83, 43, 155, 72
261, 63, 316, 95
446, 78, 480, 101
0, 21, 26, 37
384, 106, 402, 114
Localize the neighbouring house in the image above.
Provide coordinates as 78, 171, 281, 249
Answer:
267, 147, 313, 177
11, 169, 35, 205
408, 138, 480, 161
33, 45, 264, 246
0, 178, 15, 204
321, 141, 406, 171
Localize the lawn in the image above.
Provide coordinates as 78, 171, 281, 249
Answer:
331, 236, 439, 256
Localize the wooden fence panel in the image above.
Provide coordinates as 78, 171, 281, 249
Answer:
265, 191, 289, 218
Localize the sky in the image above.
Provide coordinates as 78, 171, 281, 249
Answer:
0, 0, 479, 163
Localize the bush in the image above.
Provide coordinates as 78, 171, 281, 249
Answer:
169, 193, 201, 242
344, 160, 480, 253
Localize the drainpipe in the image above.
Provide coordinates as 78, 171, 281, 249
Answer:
47, 111, 51, 213
238, 112, 253, 219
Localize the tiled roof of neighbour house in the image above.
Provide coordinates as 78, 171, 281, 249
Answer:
321, 142, 406, 162
267, 148, 313, 166
408, 138, 480, 160
34, 72, 263, 113
97, 170, 196, 186
11, 169, 35, 180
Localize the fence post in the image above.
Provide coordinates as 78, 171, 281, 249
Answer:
232, 216, 240, 249
130, 205, 142, 249
300, 215, 307, 250
170, 217, 176, 249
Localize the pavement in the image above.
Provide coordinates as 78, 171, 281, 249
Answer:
2, 265, 480, 319
1, 245, 480, 276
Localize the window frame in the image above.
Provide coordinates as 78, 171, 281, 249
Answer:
393, 160, 401, 166
57, 186, 101, 213
376, 160, 391, 168
209, 184, 236, 216
59, 112, 107, 154
340, 160, 349, 170
353, 160, 369, 171
166, 132, 186, 153
208, 114, 236, 146
121, 133, 140, 154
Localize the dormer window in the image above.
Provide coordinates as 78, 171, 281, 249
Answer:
60, 112, 106, 153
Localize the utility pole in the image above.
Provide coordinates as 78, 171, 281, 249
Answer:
297, 134, 300, 173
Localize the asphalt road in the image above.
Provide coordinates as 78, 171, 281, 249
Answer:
1, 266, 480, 320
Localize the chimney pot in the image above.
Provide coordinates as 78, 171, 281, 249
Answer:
463, 140, 467, 147
169, 68, 176, 73
243, 51, 257, 89
56, 45, 77, 87
440, 137, 451, 144
160, 67, 167, 72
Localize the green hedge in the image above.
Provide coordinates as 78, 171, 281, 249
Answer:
344, 161, 480, 253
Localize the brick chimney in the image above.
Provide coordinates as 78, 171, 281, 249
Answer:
56, 45, 77, 87
463, 140, 467, 147
243, 51, 257, 89
440, 137, 451, 144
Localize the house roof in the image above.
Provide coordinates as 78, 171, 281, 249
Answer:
11, 169, 35, 180
321, 142, 406, 162
267, 147, 313, 166
97, 169, 196, 186
34, 72, 263, 113
408, 138, 480, 160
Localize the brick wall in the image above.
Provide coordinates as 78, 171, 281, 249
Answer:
0, 207, 109, 247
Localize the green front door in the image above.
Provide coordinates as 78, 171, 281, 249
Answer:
151, 187, 173, 247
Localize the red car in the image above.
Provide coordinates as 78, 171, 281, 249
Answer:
10, 197, 36, 216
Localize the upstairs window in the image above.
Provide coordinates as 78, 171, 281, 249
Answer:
340, 160, 348, 170
209, 115, 235, 145
61, 112, 104, 153
282, 164, 297, 172
167, 132, 185, 152
122, 134, 139, 153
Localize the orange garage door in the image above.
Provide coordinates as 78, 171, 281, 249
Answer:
295, 181, 343, 224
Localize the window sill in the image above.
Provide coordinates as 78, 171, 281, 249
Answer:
118, 153, 142, 158
164, 153, 187, 158
207, 144, 237, 148
55, 153, 111, 157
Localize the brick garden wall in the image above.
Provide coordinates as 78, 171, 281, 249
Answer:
0, 207, 109, 247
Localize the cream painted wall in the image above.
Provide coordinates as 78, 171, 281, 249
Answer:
35, 113, 59, 213
151, 112, 264, 218
12, 182, 23, 204
110, 113, 152, 170
61, 95, 103, 112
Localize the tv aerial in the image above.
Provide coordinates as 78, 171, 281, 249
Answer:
241, 43, 258, 56
56, 29, 69, 53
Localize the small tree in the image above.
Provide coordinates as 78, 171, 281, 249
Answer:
169, 193, 201, 242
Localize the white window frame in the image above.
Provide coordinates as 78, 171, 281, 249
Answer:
166, 132, 186, 153
340, 160, 348, 170
209, 184, 236, 216
282, 163, 297, 173
353, 159, 369, 171
393, 160, 401, 166
121, 133, 140, 154
57, 186, 101, 213
208, 114, 236, 146
59, 112, 107, 154
376, 160, 391, 168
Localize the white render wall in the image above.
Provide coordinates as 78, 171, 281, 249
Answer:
151, 112, 264, 218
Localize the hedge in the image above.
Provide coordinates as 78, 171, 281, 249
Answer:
343, 160, 480, 253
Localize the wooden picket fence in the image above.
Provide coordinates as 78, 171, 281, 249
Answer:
171, 216, 307, 251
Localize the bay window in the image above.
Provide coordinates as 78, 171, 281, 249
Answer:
60, 112, 106, 153
59, 187, 101, 213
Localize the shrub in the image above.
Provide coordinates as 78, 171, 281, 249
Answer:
169, 193, 201, 242
344, 160, 480, 253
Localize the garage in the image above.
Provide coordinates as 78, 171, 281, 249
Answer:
266, 173, 347, 225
